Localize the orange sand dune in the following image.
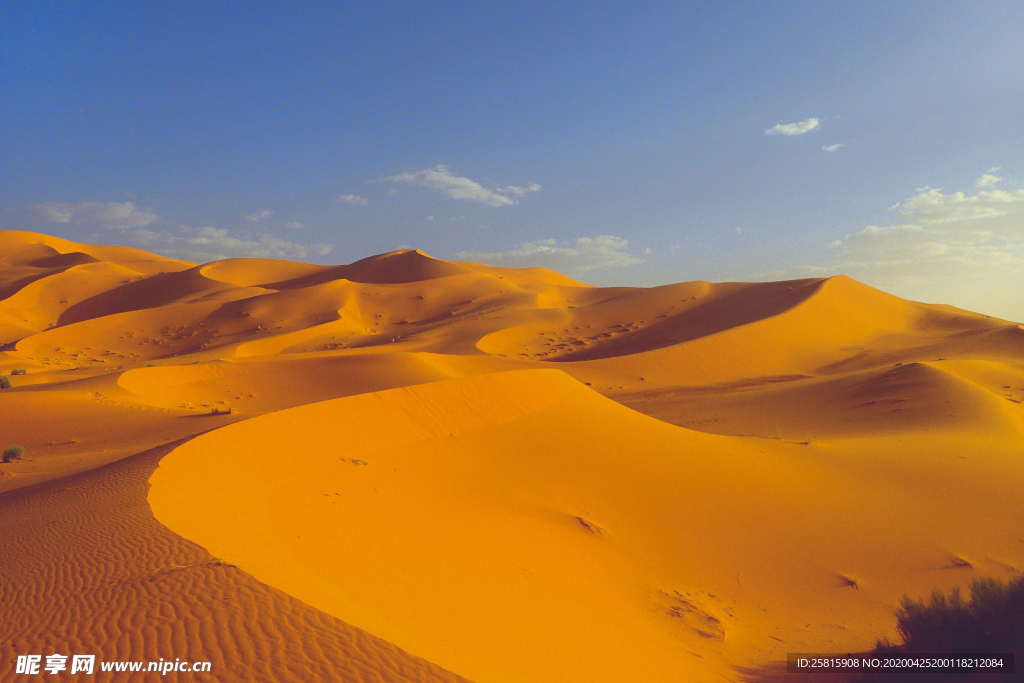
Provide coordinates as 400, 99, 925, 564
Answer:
615, 360, 1024, 440
149, 370, 1024, 683
0, 441, 472, 683
2, 229, 1023, 682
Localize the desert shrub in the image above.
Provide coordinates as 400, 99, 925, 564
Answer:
860, 576, 1024, 681
0, 376, 9, 389
894, 576, 1024, 653
893, 586, 976, 652
2, 445, 24, 463
11, 368, 27, 375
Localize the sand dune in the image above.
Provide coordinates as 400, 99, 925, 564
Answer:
616, 360, 1024, 440
148, 369, 1024, 683
2, 230, 1022, 682
0, 441, 472, 683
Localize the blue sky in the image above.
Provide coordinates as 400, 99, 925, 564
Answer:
3, 2, 1023, 320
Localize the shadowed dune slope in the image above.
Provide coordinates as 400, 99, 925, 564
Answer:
0, 230, 193, 272
150, 369, 1024, 683
0, 232, 194, 344
548, 275, 1017, 389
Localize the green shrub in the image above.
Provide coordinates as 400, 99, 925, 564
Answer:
2, 445, 24, 463
0, 376, 9, 389
10, 368, 27, 375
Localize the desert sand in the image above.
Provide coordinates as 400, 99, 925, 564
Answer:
2, 229, 1023, 682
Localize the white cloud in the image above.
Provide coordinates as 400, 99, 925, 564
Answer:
334, 194, 368, 206
243, 209, 274, 222
888, 185, 1024, 224
30, 201, 158, 230
496, 182, 542, 197
975, 173, 1002, 187
765, 118, 821, 136
125, 227, 332, 263
839, 183, 1024, 268
377, 165, 539, 207
455, 235, 644, 273
822, 143, 844, 152
286, 221, 304, 230
819, 175, 1024, 320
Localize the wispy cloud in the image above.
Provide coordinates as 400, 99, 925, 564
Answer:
125, 227, 332, 263
286, 221, 304, 230
30, 201, 158, 230
243, 209, 274, 222
841, 181, 1024, 270
766, 118, 820, 136
792, 172, 1024, 320
822, 143, 844, 152
377, 165, 540, 207
455, 235, 644, 273
496, 182, 542, 197
886, 183, 1022, 224
334, 194, 368, 206
975, 170, 1002, 187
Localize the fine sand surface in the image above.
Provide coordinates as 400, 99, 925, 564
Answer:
2, 229, 1023, 682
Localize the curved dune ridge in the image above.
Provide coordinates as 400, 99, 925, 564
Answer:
148, 369, 1024, 683
2, 230, 1024, 682
0, 441, 473, 683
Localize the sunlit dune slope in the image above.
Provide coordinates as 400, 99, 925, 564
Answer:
545, 275, 1020, 389
0, 231, 193, 344
149, 369, 1024, 683
115, 354, 466, 414
5, 230, 1018, 389
615, 359, 1024, 440
4, 230, 1024, 683
0, 441, 473, 683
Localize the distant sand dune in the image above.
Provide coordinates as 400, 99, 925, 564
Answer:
616, 360, 1024, 439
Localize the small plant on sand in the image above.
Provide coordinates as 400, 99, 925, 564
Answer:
891, 576, 1024, 653
860, 576, 1024, 681
11, 368, 27, 376
2, 445, 25, 463
868, 577, 1024, 671
210, 406, 233, 415
0, 376, 10, 389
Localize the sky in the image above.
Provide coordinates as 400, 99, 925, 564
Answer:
2, 1, 1023, 321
